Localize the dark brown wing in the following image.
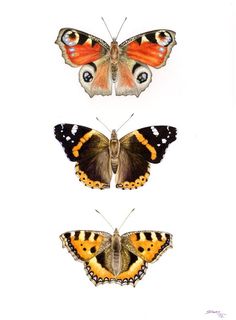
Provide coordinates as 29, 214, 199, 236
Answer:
54, 124, 112, 189
116, 126, 177, 189
115, 146, 150, 189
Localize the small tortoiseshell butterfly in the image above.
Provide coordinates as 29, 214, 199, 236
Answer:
60, 228, 172, 286
55, 19, 176, 97
54, 123, 177, 189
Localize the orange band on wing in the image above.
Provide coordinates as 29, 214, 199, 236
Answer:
116, 257, 146, 280
66, 42, 104, 65
72, 131, 94, 157
134, 131, 157, 160
126, 42, 168, 68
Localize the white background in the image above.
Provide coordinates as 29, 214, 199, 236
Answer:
0, 0, 235, 319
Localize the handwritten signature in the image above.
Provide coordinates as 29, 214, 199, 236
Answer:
205, 310, 226, 318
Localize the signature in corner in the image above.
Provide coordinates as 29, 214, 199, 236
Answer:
205, 310, 226, 318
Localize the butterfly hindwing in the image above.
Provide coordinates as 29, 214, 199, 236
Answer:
54, 124, 111, 189
56, 28, 109, 67
115, 146, 150, 189
122, 231, 173, 263
79, 58, 112, 97
84, 244, 147, 286
120, 29, 176, 68
60, 230, 112, 262
115, 59, 152, 96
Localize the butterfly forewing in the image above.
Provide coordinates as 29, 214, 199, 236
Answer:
56, 28, 110, 67
60, 230, 112, 262
54, 124, 95, 161
120, 29, 176, 68
120, 126, 177, 163
122, 231, 173, 263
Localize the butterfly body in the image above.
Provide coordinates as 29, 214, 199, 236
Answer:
109, 130, 120, 173
110, 41, 120, 81
56, 28, 176, 96
54, 124, 177, 190
60, 228, 172, 286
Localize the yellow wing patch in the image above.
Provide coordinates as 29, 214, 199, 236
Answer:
129, 231, 172, 263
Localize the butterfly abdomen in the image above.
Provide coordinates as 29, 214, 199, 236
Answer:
109, 132, 120, 173
111, 231, 122, 276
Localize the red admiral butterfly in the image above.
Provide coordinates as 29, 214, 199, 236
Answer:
54, 123, 177, 189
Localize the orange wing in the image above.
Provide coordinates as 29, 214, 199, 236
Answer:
60, 230, 111, 262
122, 231, 173, 263
120, 30, 176, 68
56, 28, 109, 67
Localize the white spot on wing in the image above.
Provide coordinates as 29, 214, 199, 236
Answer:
151, 126, 159, 136
71, 125, 78, 135
162, 139, 167, 143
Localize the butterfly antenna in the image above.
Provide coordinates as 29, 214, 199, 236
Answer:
118, 208, 135, 231
116, 113, 134, 132
95, 209, 114, 231
96, 117, 112, 133
115, 17, 127, 40
101, 17, 113, 40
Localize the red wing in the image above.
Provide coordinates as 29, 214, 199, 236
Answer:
120, 30, 176, 68
56, 28, 110, 67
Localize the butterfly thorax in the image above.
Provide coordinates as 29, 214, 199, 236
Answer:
111, 229, 122, 276
109, 130, 120, 173
110, 41, 119, 82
